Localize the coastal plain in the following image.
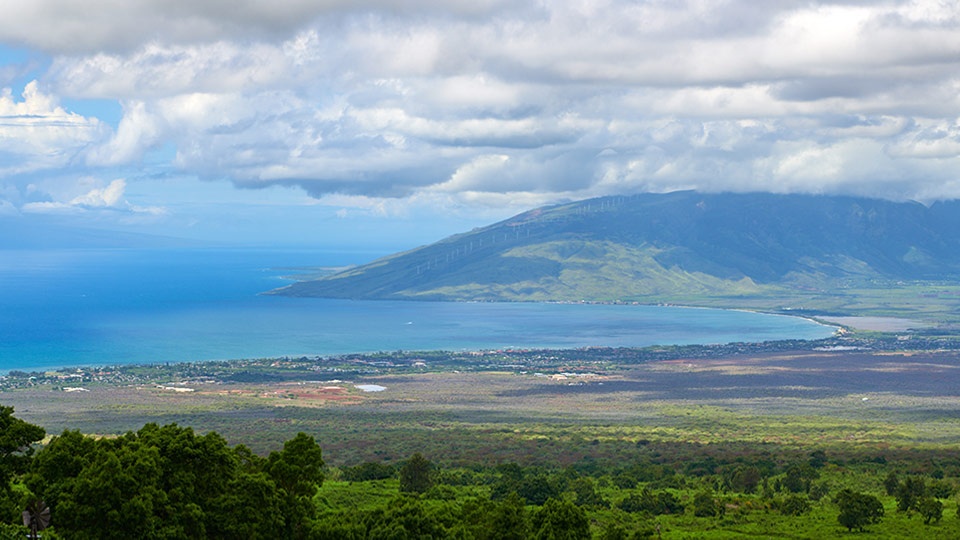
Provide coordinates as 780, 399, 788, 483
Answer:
5, 342, 960, 466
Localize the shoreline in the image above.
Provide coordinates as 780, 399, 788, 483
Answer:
3, 328, 932, 382
1, 301, 837, 376
813, 315, 930, 333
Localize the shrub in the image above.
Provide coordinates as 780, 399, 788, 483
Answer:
778, 495, 811, 516
692, 491, 723, 518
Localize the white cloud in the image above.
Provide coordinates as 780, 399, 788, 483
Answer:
86, 101, 162, 165
69, 178, 126, 207
18, 177, 166, 216
50, 41, 292, 99
435, 154, 511, 192
0, 81, 107, 174
3, 0, 960, 222
885, 119, 960, 159
20, 201, 81, 215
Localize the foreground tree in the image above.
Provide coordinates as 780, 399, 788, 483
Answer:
0, 407, 45, 530
23, 429, 95, 513
894, 476, 926, 512
835, 489, 884, 532
725, 465, 761, 494
883, 471, 900, 496
782, 462, 818, 494
266, 432, 325, 499
488, 492, 529, 539
917, 497, 943, 525
27, 424, 315, 539
365, 497, 447, 539
778, 494, 811, 516
266, 432, 324, 538
692, 490, 724, 518
456, 491, 528, 540
206, 470, 284, 538
532, 497, 590, 540
618, 487, 684, 516
0, 406, 45, 488
570, 477, 609, 509
399, 453, 433, 494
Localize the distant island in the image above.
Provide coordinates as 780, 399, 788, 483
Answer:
272, 191, 960, 324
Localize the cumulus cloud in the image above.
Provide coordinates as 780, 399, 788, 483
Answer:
69, 178, 126, 207
19, 177, 165, 216
0, 81, 107, 175
2, 0, 960, 216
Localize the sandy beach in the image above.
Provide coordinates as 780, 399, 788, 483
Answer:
819, 316, 928, 332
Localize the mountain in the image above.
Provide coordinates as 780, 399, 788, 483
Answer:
272, 191, 960, 305
0, 217, 198, 249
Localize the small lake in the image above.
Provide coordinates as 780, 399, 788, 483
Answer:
0, 248, 835, 373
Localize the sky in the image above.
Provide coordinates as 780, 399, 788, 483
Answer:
1, 0, 960, 248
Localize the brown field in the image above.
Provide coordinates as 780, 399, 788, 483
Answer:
4, 348, 960, 464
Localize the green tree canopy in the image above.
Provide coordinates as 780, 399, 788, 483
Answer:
399, 453, 433, 495
488, 492, 529, 540
266, 432, 325, 499
366, 497, 447, 539
917, 497, 943, 525
725, 465, 762, 494
531, 497, 590, 540
569, 477, 609, 509
0, 406, 44, 488
894, 476, 926, 513
835, 489, 884, 532
26, 424, 313, 539
692, 490, 724, 518
266, 432, 325, 539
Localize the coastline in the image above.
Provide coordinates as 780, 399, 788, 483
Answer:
1, 300, 836, 375
814, 315, 930, 333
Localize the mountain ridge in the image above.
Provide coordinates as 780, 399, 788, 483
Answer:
272, 191, 960, 306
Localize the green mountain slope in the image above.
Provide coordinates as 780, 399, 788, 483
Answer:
273, 191, 960, 305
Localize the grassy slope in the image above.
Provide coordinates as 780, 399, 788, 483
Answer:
281, 237, 960, 323
401, 240, 769, 302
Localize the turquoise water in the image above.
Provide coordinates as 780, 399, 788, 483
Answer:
0, 248, 835, 372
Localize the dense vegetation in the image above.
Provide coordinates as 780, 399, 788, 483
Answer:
3, 405, 960, 538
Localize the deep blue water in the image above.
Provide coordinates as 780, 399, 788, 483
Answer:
0, 248, 836, 372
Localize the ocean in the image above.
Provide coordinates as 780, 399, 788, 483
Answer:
0, 248, 835, 373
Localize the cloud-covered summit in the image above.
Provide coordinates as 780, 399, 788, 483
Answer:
1, 1, 960, 242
